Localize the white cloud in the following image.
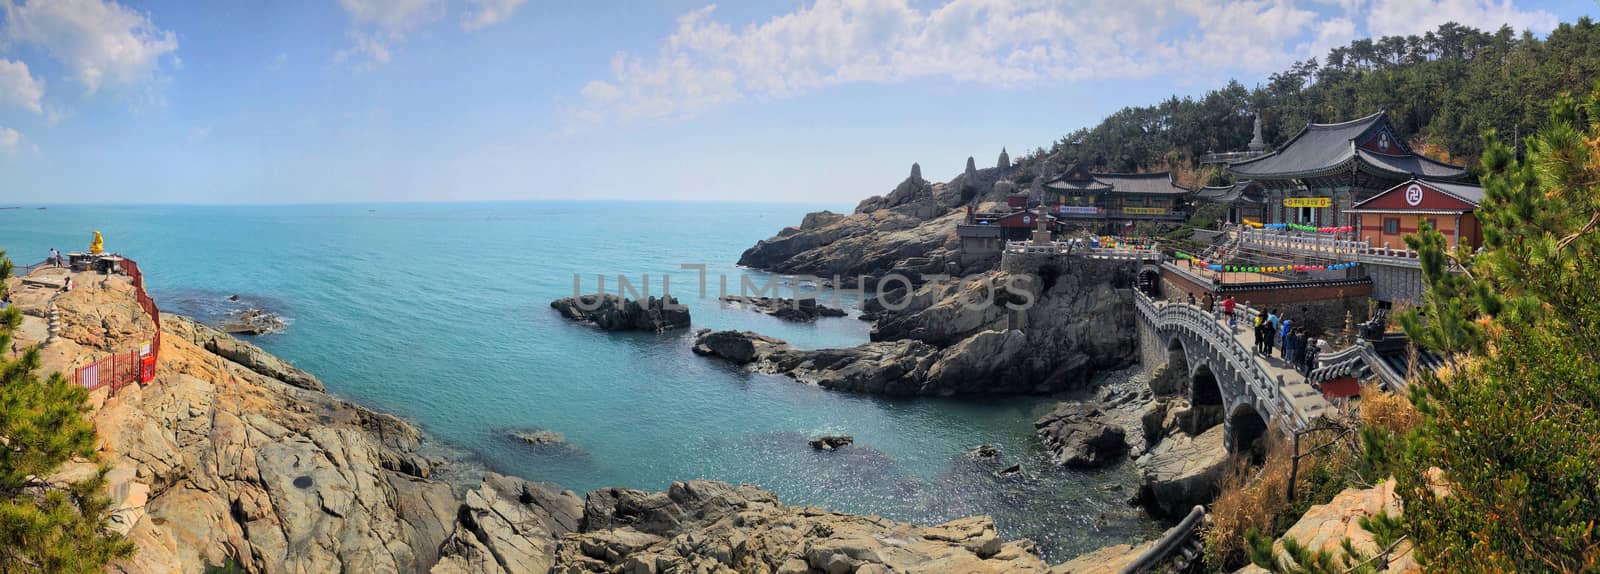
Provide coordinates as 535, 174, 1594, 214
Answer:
1362, 0, 1558, 38
569, 0, 1328, 127
569, 0, 1560, 128
0, 126, 19, 150
335, 0, 444, 66
462, 0, 526, 30
0, 58, 43, 112
1, 0, 178, 94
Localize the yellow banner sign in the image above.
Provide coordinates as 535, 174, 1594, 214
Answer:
1284, 197, 1332, 208
1123, 207, 1168, 215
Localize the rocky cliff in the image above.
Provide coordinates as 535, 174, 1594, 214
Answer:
737, 157, 1017, 287
694, 257, 1139, 396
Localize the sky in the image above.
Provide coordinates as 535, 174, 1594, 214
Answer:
0, 0, 1594, 205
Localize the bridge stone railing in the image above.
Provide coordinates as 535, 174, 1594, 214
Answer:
1134, 290, 1318, 433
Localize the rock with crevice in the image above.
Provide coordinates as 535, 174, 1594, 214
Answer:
1135, 424, 1230, 518
1034, 403, 1130, 469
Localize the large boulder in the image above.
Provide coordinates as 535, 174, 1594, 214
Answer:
691, 329, 791, 364
1135, 424, 1230, 518
1034, 403, 1130, 469
550, 294, 690, 332
761, 339, 942, 395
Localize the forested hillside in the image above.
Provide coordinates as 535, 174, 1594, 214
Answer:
1019, 18, 1600, 179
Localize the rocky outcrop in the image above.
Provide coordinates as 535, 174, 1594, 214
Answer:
762, 339, 943, 395
550, 294, 690, 332
551, 480, 1053, 573
432, 474, 584, 574
808, 435, 854, 451
1135, 424, 1230, 518
218, 308, 287, 335
719, 295, 848, 322
1034, 403, 1129, 469
162, 312, 324, 391
691, 329, 792, 364
739, 156, 1020, 287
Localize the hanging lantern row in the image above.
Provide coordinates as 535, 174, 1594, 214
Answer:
1173, 252, 1356, 273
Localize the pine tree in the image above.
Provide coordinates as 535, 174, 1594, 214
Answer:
0, 250, 135, 571
1391, 87, 1600, 571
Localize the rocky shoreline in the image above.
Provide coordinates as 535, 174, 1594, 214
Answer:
14, 267, 1067, 573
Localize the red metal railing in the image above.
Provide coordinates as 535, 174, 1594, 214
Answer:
72, 258, 161, 395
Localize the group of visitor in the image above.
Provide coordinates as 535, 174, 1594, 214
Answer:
1251, 308, 1320, 373
47, 247, 65, 268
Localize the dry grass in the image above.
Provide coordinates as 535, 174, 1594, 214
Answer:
1359, 384, 1421, 435
1204, 426, 1359, 571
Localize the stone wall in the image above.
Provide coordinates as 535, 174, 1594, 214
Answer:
1367, 261, 1424, 306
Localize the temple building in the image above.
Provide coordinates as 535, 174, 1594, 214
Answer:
1042, 164, 1190, 229
1194, 180, 1267, 225
1347, 177, 1484, 251
1227, 111, 1469, 227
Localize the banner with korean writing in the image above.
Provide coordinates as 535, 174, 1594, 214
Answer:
1123, 207, 1167, 215
1283, 197, 1332, 208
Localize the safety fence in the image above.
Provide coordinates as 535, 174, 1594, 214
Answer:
72, 258, 160, 395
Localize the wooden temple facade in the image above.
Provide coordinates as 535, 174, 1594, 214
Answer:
1225, 112, 1469, 228
1042, 164, 1190, 227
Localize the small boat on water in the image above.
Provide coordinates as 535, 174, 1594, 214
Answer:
0, 206, 19, 210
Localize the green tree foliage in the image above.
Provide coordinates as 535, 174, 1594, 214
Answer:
0, 250, 135, 572
1387, 88, 1600, 571
1023, 19, 1600, 175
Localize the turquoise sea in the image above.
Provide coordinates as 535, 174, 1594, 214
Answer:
0, 202, 1158, 560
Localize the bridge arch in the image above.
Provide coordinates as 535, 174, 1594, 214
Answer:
1190, 363, 1224, 407
1137, 265, 1162, 297
1227, 403, 1269, 458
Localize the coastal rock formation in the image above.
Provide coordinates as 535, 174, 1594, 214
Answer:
691, 329, 791, 364
694, 261, 1137, 396
1034, 403, 1129, 469
739, 157, 1018, 286
22, 267, 1070, 574
809, 435, 854, 451
550, 294, 690, 332
218, 308, 287, 335
719, 295, 848, 322
762, 339, 943, 395
163, 312, 324, 391
1135, 424, 1230, 518
550, 481, 1053, 574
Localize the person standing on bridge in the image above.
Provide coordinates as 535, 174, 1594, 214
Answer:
1279, 318, 1295, 360
1222, 296, 1236, 329
1259, 319, 1274, 356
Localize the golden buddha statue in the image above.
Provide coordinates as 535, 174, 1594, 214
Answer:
89, 231, 104, 255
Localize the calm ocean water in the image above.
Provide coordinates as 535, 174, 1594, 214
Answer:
0, 202, 1157, 560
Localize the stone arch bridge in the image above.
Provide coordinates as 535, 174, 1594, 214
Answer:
1134, 290, 1333, 452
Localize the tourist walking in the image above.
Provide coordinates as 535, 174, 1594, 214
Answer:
1222, 296, 1236, 329
1186, 292, 1196, 307
1202, 292, 1215, 314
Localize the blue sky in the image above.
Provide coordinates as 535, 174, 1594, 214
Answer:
0, 0, 1594, 205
